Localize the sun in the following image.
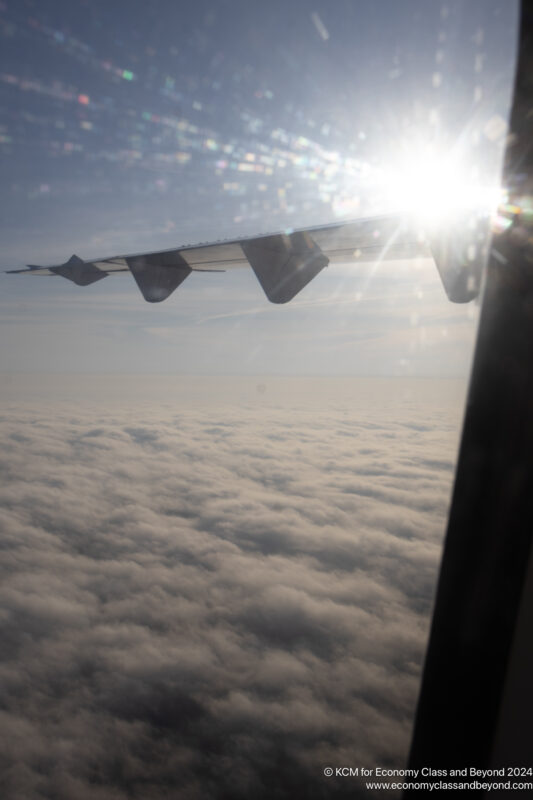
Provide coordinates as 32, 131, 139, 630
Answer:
378, 151, 502, 228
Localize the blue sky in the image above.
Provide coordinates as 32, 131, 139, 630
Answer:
0, 0, 519, 375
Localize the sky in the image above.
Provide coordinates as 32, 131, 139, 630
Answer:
0, 2, 521, 798
0, 0, 518, 376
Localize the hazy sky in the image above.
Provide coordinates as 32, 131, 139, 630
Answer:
0, 0, 518, 376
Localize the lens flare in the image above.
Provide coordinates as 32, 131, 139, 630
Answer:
378, 153, 502, 226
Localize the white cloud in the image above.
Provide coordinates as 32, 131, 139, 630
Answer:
0, 376, 467, 798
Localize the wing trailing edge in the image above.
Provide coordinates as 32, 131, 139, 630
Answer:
8, 215, 460, 304
30, 254, 109, 286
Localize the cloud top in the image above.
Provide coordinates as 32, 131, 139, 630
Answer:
0, 377, 465, 798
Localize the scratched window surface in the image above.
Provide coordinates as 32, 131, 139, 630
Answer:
0, 1, 518, 798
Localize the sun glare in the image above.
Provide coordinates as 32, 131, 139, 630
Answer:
379, 153, 502, 227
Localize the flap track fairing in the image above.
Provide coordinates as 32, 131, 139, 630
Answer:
49, 254, 108, 286
241, 231, 329, 303
126, 251, 192, 302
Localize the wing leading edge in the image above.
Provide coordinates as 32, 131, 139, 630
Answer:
7, 214, 484, 304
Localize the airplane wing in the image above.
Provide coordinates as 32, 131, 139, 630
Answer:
6, 214, 485, 305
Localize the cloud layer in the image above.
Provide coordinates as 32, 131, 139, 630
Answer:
0, 377, 466, 798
